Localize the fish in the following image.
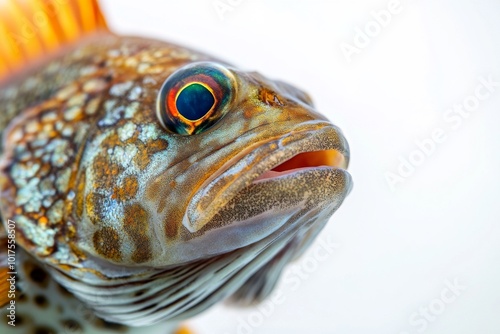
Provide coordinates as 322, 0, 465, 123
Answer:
0, 0, 352, 333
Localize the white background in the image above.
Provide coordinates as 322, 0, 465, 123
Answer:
100, 1, 500, 333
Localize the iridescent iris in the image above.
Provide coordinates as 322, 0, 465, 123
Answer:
157, 62, 235, 135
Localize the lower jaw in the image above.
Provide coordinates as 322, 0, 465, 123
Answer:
253, 166, 330, 183
186, 127, 349, 232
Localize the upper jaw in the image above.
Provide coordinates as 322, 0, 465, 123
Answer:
183, 121, 351, 233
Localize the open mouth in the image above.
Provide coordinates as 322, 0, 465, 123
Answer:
254, 149, 348, 182
184, 123, 350, 233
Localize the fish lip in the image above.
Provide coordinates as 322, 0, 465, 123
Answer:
183, 121, 351, 233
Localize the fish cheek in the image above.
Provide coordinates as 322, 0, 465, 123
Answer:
92, 226, 122, 261
123, 204, 152, 263
74, 170, 86, 219
112, 175, 139, 201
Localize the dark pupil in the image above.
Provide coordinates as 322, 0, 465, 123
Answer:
176, 83, 215, 120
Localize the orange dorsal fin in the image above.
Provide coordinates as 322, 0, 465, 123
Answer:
0, 0, 108, 80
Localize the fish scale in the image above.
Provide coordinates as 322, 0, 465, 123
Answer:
0, 35, 201, 334
0, 1, 352, 333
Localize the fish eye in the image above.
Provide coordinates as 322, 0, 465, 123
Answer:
157, 62, 235, 135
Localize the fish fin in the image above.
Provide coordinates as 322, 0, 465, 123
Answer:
174, 325, 195, 334
0, 0, 108, 81
0, 267, 9, 308
230, 225, 328, 305
229, 241, 298, 306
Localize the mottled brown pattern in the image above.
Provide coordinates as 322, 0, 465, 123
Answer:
0, 27, 351, 332
258, 87, 285, 108
164, 217, 179, 239
0, 34, 196, 258
145, 177, 164, 206
1, 248, 137, 334
85, 192, 107, 225
133, 138, 169, 170
92, 154, 124, 189
75, 168, 86, 218
123, 204, 152, 263
0, 38, 117, 257
112, 175, 139, 201
93, 226, 122, 261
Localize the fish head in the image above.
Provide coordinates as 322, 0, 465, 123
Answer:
0, 40, 352, 324
0, 0, 353, 323
75, 61, 351, 271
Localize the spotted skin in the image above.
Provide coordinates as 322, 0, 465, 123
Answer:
0, 35, 209, 263
0, 31, 351, 332
0, 35, 204, 333
0, 248, 178, 334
